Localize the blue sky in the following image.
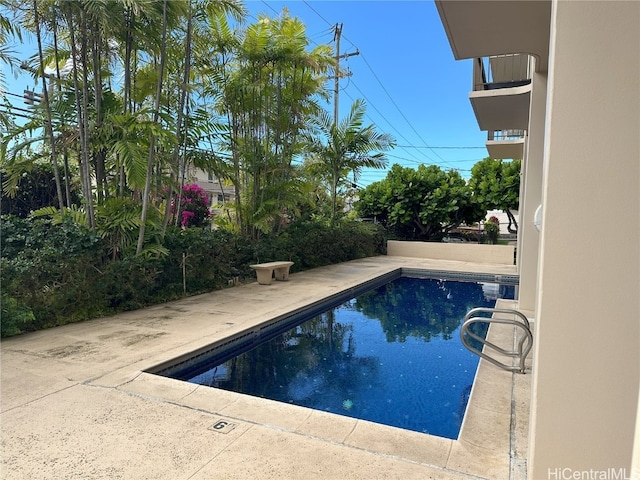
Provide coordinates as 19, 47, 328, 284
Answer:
4, 0, 488, 187
247, 0, 488, 186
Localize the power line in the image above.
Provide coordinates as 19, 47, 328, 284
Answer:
302, 0, 334, 28
397, 145, 485, 149
295, 1, 465, 170
358, 53, 458, 170
260, 0, 279, 15
296, 2, 439, 180
315, 12, 450, 167
343, 85, 437, 166
386, 153, 427, 166
342, 89, 465, 178
240, 4, 477, 182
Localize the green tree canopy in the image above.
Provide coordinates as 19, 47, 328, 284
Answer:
355, 164, 485, 241
468, 158, 521, 233
0, 163, 80, 218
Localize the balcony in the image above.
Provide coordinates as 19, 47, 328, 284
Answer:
434, 0, 551, 72
470, 55, 532, 132
486, 129, 525, 160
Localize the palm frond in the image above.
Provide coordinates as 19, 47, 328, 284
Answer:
31, 205, 88, 226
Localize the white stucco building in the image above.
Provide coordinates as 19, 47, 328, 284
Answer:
188, 167, 234, 207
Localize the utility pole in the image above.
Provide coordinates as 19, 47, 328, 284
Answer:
333, 23, 359, 125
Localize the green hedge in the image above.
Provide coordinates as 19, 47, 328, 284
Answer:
1, 216, 106, 331
155, 227, 241, 299
0, 217, 386, 337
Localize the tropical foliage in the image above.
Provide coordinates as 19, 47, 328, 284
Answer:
468, 158, 521, 233
1, 1, 381, 243
0, 214, 385, 336
0, 1, 397, 337
211, 12, 335, 236
0, 1, 522, 339
356, 164, 486, 241
304, 98, 395, 224
175, 184, 211, 228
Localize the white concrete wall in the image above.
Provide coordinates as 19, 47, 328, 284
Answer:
528, 1, 640, 477
387, 240, 515, 265
517, 64, 546, 312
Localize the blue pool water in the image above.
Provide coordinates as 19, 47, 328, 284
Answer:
166, 276, 515, 439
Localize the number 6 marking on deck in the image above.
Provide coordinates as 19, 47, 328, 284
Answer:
210, 419, 237, 434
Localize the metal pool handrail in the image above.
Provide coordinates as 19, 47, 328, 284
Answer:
460, 307, 533, 374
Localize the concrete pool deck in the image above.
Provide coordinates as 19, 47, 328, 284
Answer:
1, 256, 531, 479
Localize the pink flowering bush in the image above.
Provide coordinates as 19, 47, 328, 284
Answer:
484, 216, 500, 244
175, 184, 210, 228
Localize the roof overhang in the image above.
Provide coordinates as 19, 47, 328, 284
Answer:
435, 0, 551, 72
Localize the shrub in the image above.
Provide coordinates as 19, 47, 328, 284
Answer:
158, 226, 240, 297
250, 219, 386, 270
484, 216, 500, 244
174, 184, 211, 228
1, 290, 35, 337
1, 216, 105, 332
96, 256, 162, 311
0, 216, 386, 336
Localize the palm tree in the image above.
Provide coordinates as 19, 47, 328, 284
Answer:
160, 0, 245, 234
32, 0, 65, 212
305, 98, 396, 223
213, 11, 333, 236
136, 0, 169, 255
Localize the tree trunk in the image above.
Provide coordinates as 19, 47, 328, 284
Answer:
331, 169, 338, 225
51, 14, 72, 208
78, 8, 95, 227
33, 0, 64, 213
506, 209, 518, 234
136, 0, 168, 254
163, 0, 193, 235
120, 7, 134, 198
92, 31, 107, 202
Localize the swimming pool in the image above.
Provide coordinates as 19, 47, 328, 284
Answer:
152, 272, 517, 439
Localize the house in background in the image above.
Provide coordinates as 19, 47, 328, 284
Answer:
434, 1, 639, 477
188, 167, 234, 207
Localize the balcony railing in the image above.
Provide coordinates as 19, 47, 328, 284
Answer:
488, 129, 526, 141
473, 54, 531, 91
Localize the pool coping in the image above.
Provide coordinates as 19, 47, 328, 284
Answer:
1, 256, 530, 479
111, 264, 529, 478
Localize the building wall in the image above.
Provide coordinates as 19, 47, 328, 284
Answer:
517, 66, 546, 312
189, 168, 235, 205
635, 383, 640, 473
528, 1, 640, 477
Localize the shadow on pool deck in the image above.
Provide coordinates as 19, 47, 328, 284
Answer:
1, 256, 530, 480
